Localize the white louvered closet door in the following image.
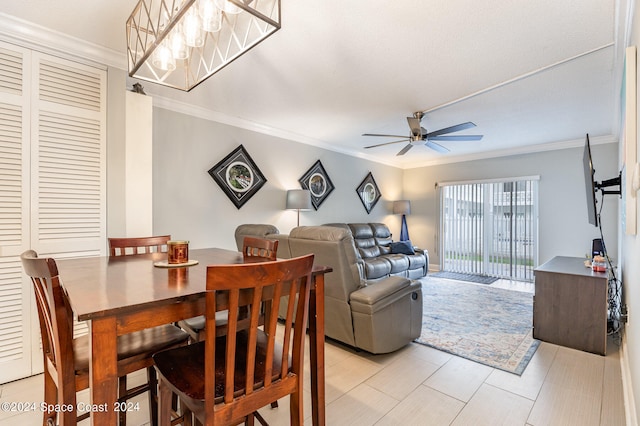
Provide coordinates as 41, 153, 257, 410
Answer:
31, 53, 106, 257
0, 42, 32, 384
0, 41, 106, 384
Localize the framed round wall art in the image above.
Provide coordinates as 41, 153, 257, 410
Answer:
208, 145, 267, 209
299, 160, 335, 210
356, 172, 381, 214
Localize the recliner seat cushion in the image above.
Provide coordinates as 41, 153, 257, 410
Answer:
405, 253, 426, 270
362, 257, 392, 280
379, 254, 410, 274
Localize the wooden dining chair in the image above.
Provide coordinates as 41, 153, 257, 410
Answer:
20, 250, 190, 426
107, 234, 187, 425
241, 236, 278, 261
108, 235, 171, 257
177, 236, 279, 342
153, 254, 314, 426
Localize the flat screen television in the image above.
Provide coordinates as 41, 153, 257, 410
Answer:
583, 134, 599, 227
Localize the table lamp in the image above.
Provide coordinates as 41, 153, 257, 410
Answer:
393, 200, 411, 241
286, 189, 313, 226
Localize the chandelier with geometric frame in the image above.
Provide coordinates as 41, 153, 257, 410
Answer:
126, 0, 281, 91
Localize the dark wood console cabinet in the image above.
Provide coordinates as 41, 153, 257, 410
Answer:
533, 256, 609, 355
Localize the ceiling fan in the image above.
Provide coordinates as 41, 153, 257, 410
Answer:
363, 112, 483, 155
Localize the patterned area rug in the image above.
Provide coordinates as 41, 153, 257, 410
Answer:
415, 277, 539, 375
430, 271, 499, 284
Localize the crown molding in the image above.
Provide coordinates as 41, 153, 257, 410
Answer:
152, 94, 617, 170
0, 12, 126, 69
151, 94, 402, 168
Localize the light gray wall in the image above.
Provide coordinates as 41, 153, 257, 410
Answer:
403, 143, 619, 268
151, 107, 405, 250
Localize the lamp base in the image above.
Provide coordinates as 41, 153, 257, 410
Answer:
400, 214, 410, 241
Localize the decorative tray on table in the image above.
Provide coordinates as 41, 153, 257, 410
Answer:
153, 260, 199, 268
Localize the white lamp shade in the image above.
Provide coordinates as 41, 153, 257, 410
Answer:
393, 200, 411, 215
286, 189, 313, 210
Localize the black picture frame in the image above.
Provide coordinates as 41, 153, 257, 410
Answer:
356, 172, 381, 214
208, 145, 267, 209
299, 160, 335, 210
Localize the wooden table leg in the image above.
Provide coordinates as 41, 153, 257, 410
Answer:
308, 274, 326, 426
89, 316, 118, 424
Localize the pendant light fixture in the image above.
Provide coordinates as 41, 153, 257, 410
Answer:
127, 0, 281, 91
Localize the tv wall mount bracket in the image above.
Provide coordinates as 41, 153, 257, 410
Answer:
595, 171, 622, 197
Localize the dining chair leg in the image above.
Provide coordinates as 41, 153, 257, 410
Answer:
290, 385, 304, 426
42, 370, 56, 426
159, 378, 173, 426
181, 405, 193, 426
148, 366, 159, 426
254, 411, 269, 426
59, 402, 76, 425
119, 376, 128, 426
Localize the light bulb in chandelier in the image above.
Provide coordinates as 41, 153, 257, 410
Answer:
151, 43, 176, 71
215, 0, 243, 14
200, 0, 223, 32
182, 9, 204, 47
170, 31, 189, 60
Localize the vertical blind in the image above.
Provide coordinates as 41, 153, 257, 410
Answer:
440, 177, 538, 282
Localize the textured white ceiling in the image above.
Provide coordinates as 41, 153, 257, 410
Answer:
0, 0, 625, 168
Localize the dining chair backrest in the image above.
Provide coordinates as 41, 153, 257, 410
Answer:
242, 236, 278, 261
20, 250, 84, 423
205, 254, 313, 423
108, 235, 171, 256
176, 237, 279, 344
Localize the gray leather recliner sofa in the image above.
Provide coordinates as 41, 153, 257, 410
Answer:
234, 224, 423, 354
324, 223, 428, 281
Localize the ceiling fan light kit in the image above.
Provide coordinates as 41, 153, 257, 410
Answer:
127, 0, 281, 91
363, 111, 483, 156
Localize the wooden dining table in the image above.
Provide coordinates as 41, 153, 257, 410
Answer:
56, 247, 331, 425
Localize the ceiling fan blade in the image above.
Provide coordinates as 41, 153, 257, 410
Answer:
425, 140, 450, 153
407, 117, 422, 136
364, 139, 410, 149
426, 122, 476, 138
396, 144, 414, 156
362, 133, 410, 138
428, 135, 483, 141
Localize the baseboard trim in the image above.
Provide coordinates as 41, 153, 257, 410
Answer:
428, 264, 440, 273
619, 329, 638, 426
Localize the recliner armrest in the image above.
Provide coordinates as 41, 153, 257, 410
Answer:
415, 248, 429, 268
350, 276, 420, 314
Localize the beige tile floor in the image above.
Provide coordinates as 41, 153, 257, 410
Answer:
0, 280, 627, 426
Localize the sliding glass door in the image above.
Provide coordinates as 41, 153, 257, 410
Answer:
439, 178, 538, 281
